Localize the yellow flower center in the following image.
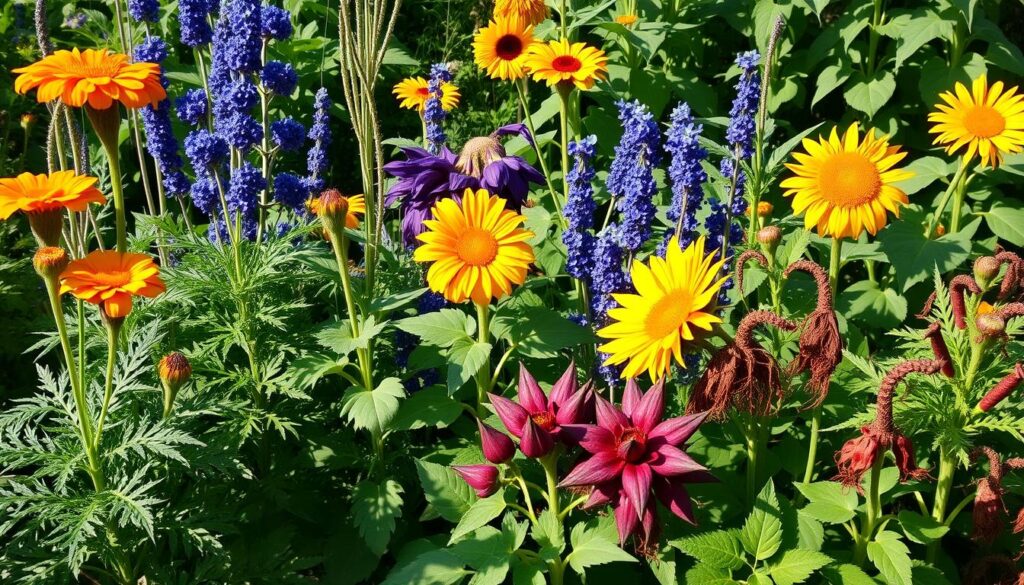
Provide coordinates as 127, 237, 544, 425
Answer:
91, 270, 131, 287
963, 105, 1006, 138
496, 34, 524, 61
552, 55, 582, 73
817, 152, 881, 206
456, 228, 498, 266
644, 289, 693, 340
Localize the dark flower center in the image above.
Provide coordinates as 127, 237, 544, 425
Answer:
496, 34, 523, 61
551, 55, 582, 73
531, 411, 556, 431
616, 427, 647, 463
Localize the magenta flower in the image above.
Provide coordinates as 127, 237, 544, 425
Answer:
487, 362, 594, 458
452, 464, 500, 497
477, 419, 515, 464
558, 378, 712, 546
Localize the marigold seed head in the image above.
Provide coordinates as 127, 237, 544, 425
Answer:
976, 313, 1006, 338
33, 246, 69, 279
974, 256, 1001, 289
159, 352, 192, 388
756, 226, 781, 252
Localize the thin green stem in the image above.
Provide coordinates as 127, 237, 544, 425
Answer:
926, 446, 957, 562
105, 146, 128, 253
949, 168, 968, 234
93, 320, 122, 446
745, 417, 761, 504
514, 81, 565, 225
475, 303, 492, 415
557, 88, 572, 216
926, 157, 969, 238
853, 456, 884, 565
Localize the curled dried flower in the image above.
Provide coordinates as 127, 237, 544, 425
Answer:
996, 250, 1023, 301
963, 555, 1020, 585
687, 310, 797, 419
970, 447, 1007, 543
995, 302, 1024, 324
951, 275, 983, 329
924, 322, 954, 377
976, 363, 1024, 413
784, 260, 842, 406
735, 249, 768, 295
916, 291, 937, 321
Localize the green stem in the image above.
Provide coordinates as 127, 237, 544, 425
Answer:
556, 87, 572, 217
949, 168, 968, 234
745, 418, 760, 504
475, 303, 492, 415
853, 456, 884, 565
926, 446, 956, 562
865, 0, 884, 78
105, 145, 128, 253
93, 319, 122, 447
540, 452, 560, 518
514, 81, 565, 225
925, 157, 969, 238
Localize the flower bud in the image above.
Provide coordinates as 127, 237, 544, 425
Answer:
20, 113, 37, 130
317, 188, 350, 241
159, 352, 192, 417
976, 313, 1006, 338
935, 224, 946, 237
477, 420, 515, 464
757, 201, 773, 217
27, 209, 64, 248
452, 464, 500, 498
756, 226, 781, 254
33, 246, 69, 279
975, 363, 1024, 413
923, 322, 954, 378
519, 417, 554, 458
974, 256, 1001, 289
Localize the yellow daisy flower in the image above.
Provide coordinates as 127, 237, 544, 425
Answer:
523, 38, 608, 90
392, 77, 460, 113
597, 235, 727, 381
473, 16, 535, 80
414, 188, 535, 306
928, 75, 1024, 169
780, 123, 913, 240
494, 0, 549, 26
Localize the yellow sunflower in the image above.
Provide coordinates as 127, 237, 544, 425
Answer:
392, 77, 460, 113
780, 123, 913, 240
494, 0, 549, 26
523, 38, 608, 90
928, 75, 1024, 169
597, 235, 727, 381
473, 16, 535, 80
413, 188, 535, 306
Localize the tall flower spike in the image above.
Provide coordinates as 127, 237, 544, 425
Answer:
735, 250, 768, 297
950, 274, 982, 329
971, 446, 1007, 543
924, 322, 955, 378
784, 260, 843, 406
834, 359, 943, 490
976, 363, 1024, 413
663, 102, 707, 250
607, 100, 661, 253
687, 310, 798, 419
425, 63, 452, 154
563, 135, 598, 281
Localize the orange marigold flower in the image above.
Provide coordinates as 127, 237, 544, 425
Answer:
14, 48, 166, 110
494, 0, 549, 26
0, 171, 106, 218
59, 250, 166, 318
614, 14, 638, 26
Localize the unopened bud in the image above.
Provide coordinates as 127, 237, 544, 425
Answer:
935, 224, 946, 237
757, 201, 773, 217
33, 246, 68, 279
159, 352, 192, 417
974, 256, 1001, 289
757, 226, 781, 254
20, 113, 37, 130
976, 313, 1006, 338
976, 364, 1024, 413
317, 188, 350, 241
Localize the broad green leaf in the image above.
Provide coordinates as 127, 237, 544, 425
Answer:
452, 526, 511, 585
894, 10, 953, 71
796, 482, 858, 525
391, 387, 462, 431
511, 556, 546, 585
897, 510, 949, 544
648, 547, 678, 585
900, 156, 955, 195
838, 280, 908, 329
490, 306, 596, 358
740, 480, 784, 560
684, 564, 740, 584
844, 71, 896, 118
876, 212, 977, 292
566, 516, 637, 574
415, 459, 476, 523
531, 509, 565, 561
446, 339, 492, 394
812, 62, 852, 107
396, 309, 474, 347
797, 511, 825, 551
983, 205, 1024, 247
768, 549, 832, 585
341, 378, 405, 436
669, 530, 745, 570
381, 549, 469, 585
317, 316, 389, 356
821, 563, 877, 585
867, 531, 913, 585
288, 352, 349, 389
450, 490, 507, 543
369, 287, 427, 314
352, 479, 404, 555
918, 53, 987, 108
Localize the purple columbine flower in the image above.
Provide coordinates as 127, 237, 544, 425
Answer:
607, 100, 661, 253
563, 135, 598, 281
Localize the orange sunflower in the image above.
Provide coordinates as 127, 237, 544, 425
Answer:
780, 123, 913, 240
0, 171, 107, 246
523, 38, 608, 90
14, 48, 165, 110
413, 188, 534, 306
473, 16, 535, 80
494, 0, 549, 26
392, 77, 460, 113
928, 75, 1024, 169
59, 250, 165, 318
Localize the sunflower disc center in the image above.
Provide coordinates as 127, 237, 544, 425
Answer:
644, 289, 693, 340
817, 152, 881, 207
963, 105, 1006, 138
496, 34, 524, 61
552, 55, 582, 73
531, 411, 556, 431
456, 228, 499, 266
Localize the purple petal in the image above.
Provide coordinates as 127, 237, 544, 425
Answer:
649, 411, 708, 446
519, 418, 555, 458
555, 385, 592, 428
595, 394, 629, 432
559, 424, 615, 454
632, 378, 665, 434
493, 122, 534, 146
559, 451, 625, 487
614, 491, 638, 544
517, 363, 549, 413
647, 444, 707, 477
452, 465, 499, 497
655, 476, 696, 524
621, 379, 642, 418
582, 481, 619, 510
487, 393, 529, 438
478, 419, 515, 464
622, 463, 652, 521
549, 361, 578, 407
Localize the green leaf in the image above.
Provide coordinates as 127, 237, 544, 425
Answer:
669, 530, 746, 570
838, 280, 908, 329
415, 459, 476, 523
982, 204, 1024, 247
843, 70, 896, 118
768, 549, 832, 585
341, 377, 405, 436
381, 549, 469, 585
867, 531, 913, 585
352, 479, 404, 555
899, 156, 955, 195
369, 287, 427, 314
317, 316, 389, 356
897, 510, 949, 544
450, 490, 507, 543
391, 387, 462, 431
565, 516, 637, 574
740, 480, 784, 560
531, 509, 565, 561
876, 211, 977, 292
684, 564, 739, 585
288, 352, 349, 389
490, 306, 596, 358
396, 309, 474, 347
452, 526, 512, 585
796, 480, 858, 524
446, 338, 492, 394
797, 511, 825, 551
511, 556, 546, 585
893, 10, 952, 71
812, 62, 852, 107
821, 563, 877, 585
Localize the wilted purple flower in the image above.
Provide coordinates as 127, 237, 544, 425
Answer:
607, 100, 661, 253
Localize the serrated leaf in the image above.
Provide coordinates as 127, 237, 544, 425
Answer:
415, 459, 476, 523
768, 549, 832, 585
838, 280, 908, 329
894, 11, 952, 70
352, 479, 404, 555
381, 549, 469, 585
341, 377, 405, 436
531, 509, 564, 561
797, 511, 825, 551
452, 526, 511, 585
565, 516, 636, 574
396, 309, 473, 347
391, 387, 462, 431
490, 306, 596, 358
867, 531, 912, 585
450, 490, 507, 543
876, 211, 977, 292
821, 563, 877, 585
670, 530, 745, 570
316, 316, 389, 356
684, 564, 739, 584
897, 510, 949, 544
740, 480, 784, 560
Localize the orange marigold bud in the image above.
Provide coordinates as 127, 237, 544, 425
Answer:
33, 246, 69, 279
159, 352, 192, 388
